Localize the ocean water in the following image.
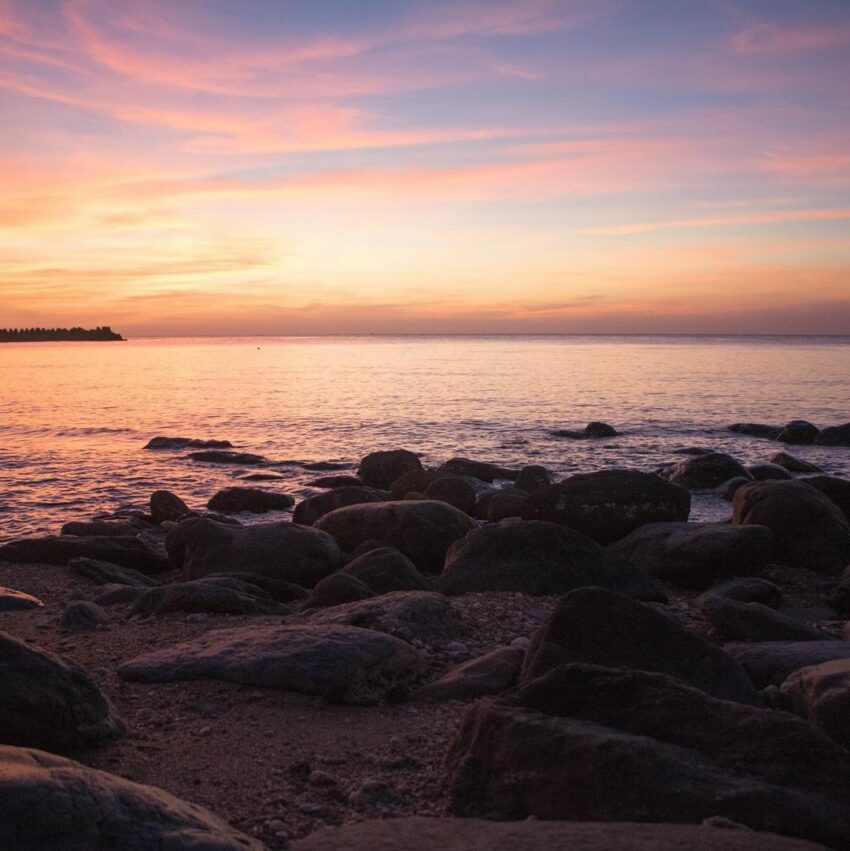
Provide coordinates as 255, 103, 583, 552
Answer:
1, 334, 848, 543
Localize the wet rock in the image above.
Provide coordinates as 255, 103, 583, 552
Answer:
0, 535, 170, 574
340, 547, 427, 593
128, 577, 288, 618
307, 475, 363, 488
119, 624, 426, 704
357, 449, 422, 489
732, 480, 850, 574
447, 664, 850, 846
0, 745, 263, 850
188, 450, 267, 465
816, 423, 850, 446
728, 423, 782, 439
411, 647, 524, 702
440, 520, 664, 600
300, 460, 352, 472
802, 475, 850, 521
715, 477, 751, 501
777, 420, 820, 445
0, 587, 43, 611
699, 595, 830, 642
667, 452, 751, 489
293, 486, 389, 526
60, 600, 108, 631
514, 465, 551, 492
70, 557, 160, 588
0, 631, 124, 751
521, 588, 760, 704
311, 591, 465, 646
61, 516, 153, 536
747, 463, 792, 481
436, 458, 518, 483
476, 488, 527, 521
781, 658, 850, 747
771, 452, 824, 474
424, 476, 477, 515
389, 468, 443, 500
207, 487, 294, 514
698, 577, 783, 609
145, 435, 233, 450
291, 817, 827, 851
149, 490, 190, 524
314, 500, 476, 572
166, 517, 342, 586
725, 641, 850, 687
552, 421, 618, 439
608, 522, 773, 589
522, 469, 691, 545
299, 574, 375, 610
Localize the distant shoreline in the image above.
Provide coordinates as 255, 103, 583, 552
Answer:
0, 326, 125, 343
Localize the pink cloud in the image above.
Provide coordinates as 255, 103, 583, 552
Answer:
730, 22, 850, 55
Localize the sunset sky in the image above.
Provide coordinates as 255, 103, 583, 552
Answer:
1, 0, 849, 335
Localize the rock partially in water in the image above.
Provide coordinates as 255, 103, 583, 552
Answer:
667, 452, 751, 489
188, 450, 267, 465
771, 452, 824, 474
747, 463, 792, 481
0, 535, 170, 574
816, 423, 850, 446
293, 486, 389, 526
0, 587, 43, 611
0, 744, 263, 850
520, 587, 760, 704
715, 476, 751, 501
61, 518, 148, 537
149, 490, 190, 523
207, 487, 294, 514
728, 423, 782, 439
307, 475, 363, 488
777, 420, 820, 446
357, 449, 422, 489
514, 464, 551, 492
551, 421, 618, 439
436, 457, 518, 483
0, 631, 124, 751
119, 624, 426, 704
145, 435, 233, 450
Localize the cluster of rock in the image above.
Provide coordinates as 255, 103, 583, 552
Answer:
729, 419, 850, 446
1, 438, 850, 848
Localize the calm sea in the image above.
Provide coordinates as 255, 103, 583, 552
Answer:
1, 335, 848, 542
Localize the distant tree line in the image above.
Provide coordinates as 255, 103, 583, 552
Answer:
0, 326, 125, 342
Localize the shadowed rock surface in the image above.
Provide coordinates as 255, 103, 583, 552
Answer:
725, 641, 850, 687
802, 475, 850, 522
514, 465, 551, 492
299, 573, 374, 610
521, 588, 761, 705
119, 624, 426, 704
60, 600, 108, 630
145, 436, 233, 450
189, 450, 267, 465
424, 476, 478, 515
128, 577, 289, 618
70, 556, 160, 587
781, 658, 850, 748
700, 595, 830, 642
293, 486, 389, 526
0, 631, 124, 751
698, 577, 783, 609
0, 745, 264, 850
667, 452, 751, 489
436, 458, 518, 483
728, 423, 782, 439
357, 449, 422, 489
411, 647, 523, 703
339, 547, 427, 594
0, 587, 43, 610
306, 475, 363, 488
439, 520, 664, 600
748, 463, 792, 481
816, 423, 850, 446
207, 487, 295, 514
150, 490, 190, 523
771, 452, 824, 473
778, 420, 820, 445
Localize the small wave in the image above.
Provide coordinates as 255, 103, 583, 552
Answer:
54, 426, 138, 436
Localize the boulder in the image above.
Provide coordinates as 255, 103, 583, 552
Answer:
0, 535, 170, 574
476, 489, 527, 521
446, 664, 850, 847
61, 519, 145, 537
411, 647, 524, 703
149, 490, 190, 523
91, 585, 147, 607
314, 500, 476, 572
70, 557, 160, 588
293, 486, 388, 526
290, 817, 827, 851
803, 475, 850, 521
728, 423, 782, 439
699, 595, 830, 642
0, 587, 43, 611
698, 577, 783, 609
311, 591, 465, 646
724, 641, 850, 687
188, 450, 266, 465
771, 452, 824, 474
552, 421, 618, 439
521, 587, 761, 705
436, 458, 517, 483
119, 624, 426, 704
0, 631, 124, 751
145, 435, 233, 450
439, 520, 664, 600
424, 476, 477, 515
667, 452, 751, 489
207, 487, 294, 514
781, 658, 850, 747
340, 547, 427, 593
522, 470, 690, 544
732, 480, 850, 574
60, 601, 108, 631
389, 468, 443, 500
514, 465, 551, 493
357, 449, 422, 489
166, 517, 342, 586
777, 420, 820, 445
816, 423, 850, 446
299, 574, 375, 610
0, 745, 263, 850
128, 577, 288, 618
607, 522, 774, 589
307, 475, 363, 488
747, 463, 792, 481
715, 477, 751, 501
199, 571, 309, 604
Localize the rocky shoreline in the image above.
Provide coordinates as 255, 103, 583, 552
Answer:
2, 428, 850, 849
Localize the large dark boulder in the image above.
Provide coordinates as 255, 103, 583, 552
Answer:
0, 535, 169, 574
514, 465, 551, 493
0, 631, 124, 751
149, 490, 190, 523
608, 522, 774, 589
389, 468, 443, 500
436, 458, 517, 483
165, 517, 342, 586
667, 452, 751, 489
474, 488, 527, 522
777, 420, 820, 445
439, 521, 664, 600
70, 557, 160, 588
724, 641, 850, 687
816, 423, 850, 446
340, 547, 427, 593
119, 624, 426, 704
207, 487, 294, 514
0, 745, 263, 850
357, 450, 422, 488
728, 423, 782, 439
299, 574, 375, 610
446, 664, 850, 847
293, 486, 388, 526
128, 577, 288, 617
424, 476, 478, 515
803, 475, 850, 521
314, 500, 476, 572
521, 587, 760, 705
748, 463, 792, 481
522, 470, 690, 544
732, 480, 850, 574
